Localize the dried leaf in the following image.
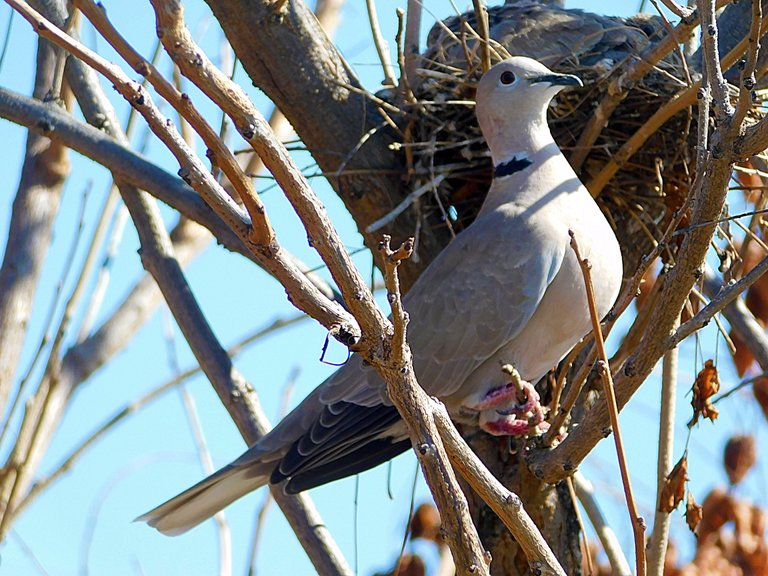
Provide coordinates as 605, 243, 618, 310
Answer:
378, 554, 426, 576
730, 330, 756, 377
754, 377, 768, 422
724, 435, 757, 485
659, 455, 688, 513
686, 491, 703, 533
410, 503, 441, 542
735, 160, 764, 204
689, 359, 720, 427
742, 240, 768, 323
699, 487, 733, 541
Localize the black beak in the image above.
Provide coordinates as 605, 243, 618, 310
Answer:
530, 73, 583, 88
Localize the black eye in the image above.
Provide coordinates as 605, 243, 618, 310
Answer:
500, 70, 516, 85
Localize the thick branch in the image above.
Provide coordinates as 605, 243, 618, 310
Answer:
432, 404, 566, 576
121, 183, 351, 576
0, 36, 68, 415
0, 2, 352, 570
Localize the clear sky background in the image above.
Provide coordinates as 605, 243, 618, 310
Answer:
0, 1, 766, 575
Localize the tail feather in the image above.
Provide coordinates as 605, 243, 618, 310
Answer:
137, 463, 270, 536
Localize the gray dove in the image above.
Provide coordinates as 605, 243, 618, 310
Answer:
139, 57, 623, 535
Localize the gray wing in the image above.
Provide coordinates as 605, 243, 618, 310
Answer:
144, 209, 568, 516
319, 208, 567, 406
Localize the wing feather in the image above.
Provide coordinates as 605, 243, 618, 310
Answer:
320, 208, 565, 406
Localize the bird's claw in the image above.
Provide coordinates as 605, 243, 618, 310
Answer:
475, 380, 548, 437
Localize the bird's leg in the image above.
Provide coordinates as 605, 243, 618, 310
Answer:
468, 364, 528, 410
471, 364, 549, 436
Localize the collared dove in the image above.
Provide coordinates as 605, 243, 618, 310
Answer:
139, 57, 623, 536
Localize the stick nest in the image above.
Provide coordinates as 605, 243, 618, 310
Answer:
394, 3, 763, 274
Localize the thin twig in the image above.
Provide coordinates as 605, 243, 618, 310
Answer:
656, 0, 694, 19
646, 320, 678, 576
366, 175, 446, 233
569, 230, 646, 576
74, 0, 274, 247
403, 0, 421, 97
18, 313, 307, 514
150, 0, 373, 341
671, 253, 768, 346
588, 16, 767, 195
570, 1, 728, 171
162, 315, 231, 576
565, 477, 593, 576
6, 0, 359, 340
471, 0, 491, 72
530, 0, 745, 485
9, 529, 50, 576
571, 471, 632, 576
729, 0, 762, 134
365, 0, 396, 87
395, 8, 415, 104
248, 367, 298, 576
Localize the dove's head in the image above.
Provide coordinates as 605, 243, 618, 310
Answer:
475, 57, 581, 160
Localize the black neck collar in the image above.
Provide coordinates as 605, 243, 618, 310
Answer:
494, 156, 533, 179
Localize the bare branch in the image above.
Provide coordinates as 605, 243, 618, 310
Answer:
0, 35, 68, 416
571, 472, 631, 576
589, 17, 768, 195
74, 0, 274, 247
569, 231, 646, 576
530, 0, 748, 485
472, 0, 491, 72
729, 0, 762, 134
432, 403, 566, 576
671, 255, 768, 346
365, 0, 397, 87
703, 267, 768, 371
1, 6, 357, 339
570, 1, 726, 171
378, 235, 490, 575
150, 0, 380, 340
646, 323, 679, 576
657, 0, 695, 19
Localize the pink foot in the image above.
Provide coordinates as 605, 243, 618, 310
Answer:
476, 382, 548, 437
470, 381, 539, 414
483, 417, 533, 436
470, 383, 519, 411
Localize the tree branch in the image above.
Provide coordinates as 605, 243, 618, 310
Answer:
149, 0, 385, 342
203, 0, 442, 290
432, 403, 566, 576
0, 35, 68, 417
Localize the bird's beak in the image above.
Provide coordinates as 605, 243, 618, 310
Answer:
530, 73, 583, 88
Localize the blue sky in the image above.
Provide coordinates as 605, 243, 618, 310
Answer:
0, 1, 765, 575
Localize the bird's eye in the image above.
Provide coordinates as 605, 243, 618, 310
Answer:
499, 71, 516, 85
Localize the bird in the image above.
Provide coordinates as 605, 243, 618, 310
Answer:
138, 57, 623, 536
